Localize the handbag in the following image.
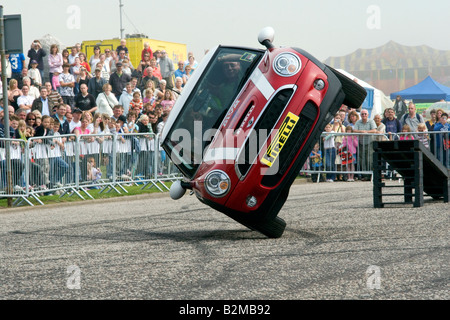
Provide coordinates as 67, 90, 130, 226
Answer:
338, 146, 354, 165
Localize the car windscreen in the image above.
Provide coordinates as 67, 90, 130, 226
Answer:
163, 47, 264, 179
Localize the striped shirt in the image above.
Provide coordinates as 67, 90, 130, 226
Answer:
48, 90, 63, 107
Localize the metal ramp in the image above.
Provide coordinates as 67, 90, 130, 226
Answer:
373, 140, 450, 207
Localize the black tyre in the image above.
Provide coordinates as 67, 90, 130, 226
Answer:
251, 216, 287, 238
327, 66, 367, 110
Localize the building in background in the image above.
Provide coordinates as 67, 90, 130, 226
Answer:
82, 34, 187, 70
324, 41, 450, 96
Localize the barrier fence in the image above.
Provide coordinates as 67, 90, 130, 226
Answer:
1, 131, 449, 206
300, 131, 450, 182
0, 133, 182, 207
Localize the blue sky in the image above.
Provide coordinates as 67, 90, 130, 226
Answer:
2, 0, 450, 62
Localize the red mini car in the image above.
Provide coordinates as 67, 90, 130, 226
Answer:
162, 27, 366, 238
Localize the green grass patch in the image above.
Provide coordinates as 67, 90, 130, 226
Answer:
0, 181, 174, 208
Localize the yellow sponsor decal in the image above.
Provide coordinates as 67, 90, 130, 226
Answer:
261, 112, 299, 167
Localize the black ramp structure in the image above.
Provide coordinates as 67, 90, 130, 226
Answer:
373, 140, 450, 207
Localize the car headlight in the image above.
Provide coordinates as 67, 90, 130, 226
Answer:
204, 170, 230, 197
273, 52, 301, 77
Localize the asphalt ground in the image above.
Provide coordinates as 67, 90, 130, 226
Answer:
0, 180, 448, 302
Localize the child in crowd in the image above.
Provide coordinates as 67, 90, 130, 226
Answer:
322, 123, 336, 182
143, 88, 155, 106
26, 126, 35, 140
399, 124, 414, 140
160, 90, 175, 113
129, 91, 143, 113
33, 115, 54, 189
309, 142, 323, 182
342, 125, 358, 182
416, 123, 429, 149
16, 120, 28, 141
87, 156, 102, 186
28, 60, 42, 87
48, 120, 69, 189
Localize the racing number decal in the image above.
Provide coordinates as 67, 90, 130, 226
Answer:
261, 112, 299, 167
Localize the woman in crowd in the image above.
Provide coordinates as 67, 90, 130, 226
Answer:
89, 46, 101, 72
172, 76, 183, 98
374, 114, 387, 141
48, 44, 63, 83
77, 67, 90, 91
62, 49, 70, 66
154, 79, 166, 100
186, 55, 198, 74
73, 113, 94, 181
183, 65, 192, 83
25, 112, 38, 129
347, 110, 360, 128
7, 79, 22, 110
136, 113, 154, 178
160, 89, 175, 113
96, 83, 118, 117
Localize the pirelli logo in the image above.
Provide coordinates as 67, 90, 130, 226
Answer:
261, 112, 299, 167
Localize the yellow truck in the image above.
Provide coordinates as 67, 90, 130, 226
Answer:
82, 36, 187, 70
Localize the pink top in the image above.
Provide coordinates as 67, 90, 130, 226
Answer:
48, 53, 63, 73
342, 135, 358, 154
74, 127, 90, 135
52, 75, 60, 90
161, 99, 175, 111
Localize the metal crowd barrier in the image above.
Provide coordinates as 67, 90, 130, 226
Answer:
300, 131, 450, 182
1, 130, 448, 206
0, 133, 183, 207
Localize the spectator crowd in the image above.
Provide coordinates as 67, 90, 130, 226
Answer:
303, 98, 450, 182
0, 39, 200, 192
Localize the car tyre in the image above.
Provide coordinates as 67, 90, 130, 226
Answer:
328, 66, 367, 110
250, 216, 287, 239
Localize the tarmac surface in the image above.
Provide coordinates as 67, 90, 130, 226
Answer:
0, 180, 448, 300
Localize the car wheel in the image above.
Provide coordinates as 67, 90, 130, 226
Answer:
251, 216, 287, 239
328, 66, 367, 110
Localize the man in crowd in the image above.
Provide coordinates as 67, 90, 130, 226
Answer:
20, 76, 39, 99
9, 52, 26, 82
75, 83, 97, 114
45, 81, 64, 108
69, 108, 83, 133
109, 62, 131, 100
400, 102, 425, 134
393, 95, 408, 120
15, 108, 27, 121
31, 87, 55, 116
59, 63, 76, 109
27, 40, 47, 81
140, 66, 160, 92
119, 82, 135, 116
52, 104, 71, 135
88, 68, 107, 99
17, 85, 35, 112
159, 50, 175, 89
352, 108, 377, 181
381, 107, 402, 140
